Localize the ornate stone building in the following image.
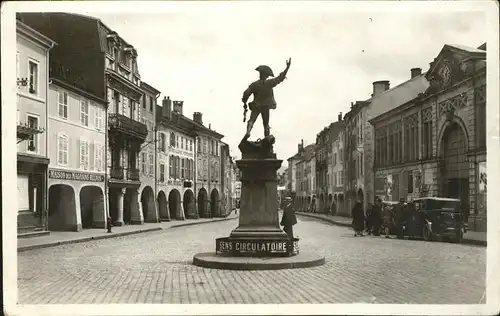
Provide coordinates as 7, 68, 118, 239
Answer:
370, 43, 486, 231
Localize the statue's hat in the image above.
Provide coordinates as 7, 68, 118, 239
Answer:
255, 65, 274, 77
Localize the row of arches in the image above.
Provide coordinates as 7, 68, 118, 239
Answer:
47, 184, 222, 231
294, 192, 356, 216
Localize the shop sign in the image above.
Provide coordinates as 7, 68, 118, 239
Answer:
49, 169, 104, 182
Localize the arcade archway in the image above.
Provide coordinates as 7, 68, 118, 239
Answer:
79, 185, 104, 228
141, 186, 156, 222
211, 188, 220, 217
198, 188, 208, 218
439, 122, 469, 220
183, 189, 195, 218
168, 189, 181, 220
157, 190, 169, 220
48, 184, 77, 231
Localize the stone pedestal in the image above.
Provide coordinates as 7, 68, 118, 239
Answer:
229, 158, 288, 240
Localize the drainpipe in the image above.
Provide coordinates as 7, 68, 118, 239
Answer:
45, 42, 55, 231
103, 72, 109, 230
154, 92, 160, 222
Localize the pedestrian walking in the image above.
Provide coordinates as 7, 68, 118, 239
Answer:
372, 197, 383, 236
281, 196, 298, 239
383, 202, 392, 238
351, 198, 365, 237
365, 203, 374, 235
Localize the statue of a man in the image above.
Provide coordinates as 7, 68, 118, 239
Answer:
241, 58, 291, 141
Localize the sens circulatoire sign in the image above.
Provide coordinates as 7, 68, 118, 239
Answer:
49, 169, 104, 182
216, 237, 299, 256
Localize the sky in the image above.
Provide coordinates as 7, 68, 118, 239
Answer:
83, 7, 486, 169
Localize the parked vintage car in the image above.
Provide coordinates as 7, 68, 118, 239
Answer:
379, 201, 402, 236
405, 197, 465, 243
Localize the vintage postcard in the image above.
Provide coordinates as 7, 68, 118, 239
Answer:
2, 1, 499, 315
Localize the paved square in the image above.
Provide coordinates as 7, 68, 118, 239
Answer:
17, 216, 486, 304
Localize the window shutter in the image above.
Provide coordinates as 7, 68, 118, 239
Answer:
89, 142, 95, 170
95, 107, 99, 129
79, 139, 84, 169
57, 134, 63, 165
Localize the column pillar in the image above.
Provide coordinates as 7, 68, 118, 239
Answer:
177, 199, 185, 220
130, 189, 144, 225
115, 188, 125, 226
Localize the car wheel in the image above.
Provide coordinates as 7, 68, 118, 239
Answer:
422, 225, 432, 241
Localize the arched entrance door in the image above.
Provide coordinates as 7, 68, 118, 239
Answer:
338, 194, 345, 215
48, 184, 77, 231
168, 189, 181, 220
79, 186, 104, 228
211, 189, 220, 217
198, 188, 208, 218
157, 190, 169, 221
183, 189, 195, 218
141, 186, 156, 223
440, 122, 469, 220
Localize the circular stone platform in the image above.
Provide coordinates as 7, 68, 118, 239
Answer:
192, 252, 325, 270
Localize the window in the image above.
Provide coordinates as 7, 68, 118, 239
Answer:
142, 95, 147, 109
408, 171, 414, 194
170, 132, 176, 147
57, 134, 69, 166
203, 137, 207, 153
113, 91, 120, 113
80, 100, 89, 126
160, 133, 166, 152
169, 155, 173, 178
160, 163, 165, 182
197, 138, 201, 152
95, 106, 103, 130
141, 152, 146, 174
149, 96, 154, 112
216, 142, 219, 156
27, 115, 39, 153
94, 142, 104, 171
148, 153, 154, 176
176, 136, 180, 148
28, 60, 38, 95
79, 140, 89, 170
404, 114, 418, 162
181, 137, 184, 150
190, 140, 193, 152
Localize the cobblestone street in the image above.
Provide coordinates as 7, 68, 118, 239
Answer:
17, 215, 486, 304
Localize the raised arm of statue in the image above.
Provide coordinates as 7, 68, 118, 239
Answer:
266, 58, 291, 88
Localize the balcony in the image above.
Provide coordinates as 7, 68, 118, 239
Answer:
108, 113, 148, 143
127, 168, 140, 181
110, 167, 124, 180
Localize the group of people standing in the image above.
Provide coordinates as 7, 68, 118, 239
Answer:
351, 197, 418, 239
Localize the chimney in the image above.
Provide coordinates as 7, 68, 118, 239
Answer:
411, 68, 422, 79
173, 101, 183, 115
162, 96, 172, 118
372, 80, 390, 97
193, 112, 203, 125
338, 112, 342, 122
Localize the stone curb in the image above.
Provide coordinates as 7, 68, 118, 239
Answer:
18, 216, 239, 252
296, 212, 487, 247
192, 252, 326, 271
170, 216, 237, 229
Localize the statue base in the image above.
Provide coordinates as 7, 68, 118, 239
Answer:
192, 133, 325, 269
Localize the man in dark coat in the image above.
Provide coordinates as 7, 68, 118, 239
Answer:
351, 198, 365, 237
281, 197, 298, 239
371, 197, 383, 236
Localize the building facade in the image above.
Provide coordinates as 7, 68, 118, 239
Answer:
363, 70, 430, 209
46, 78, 107, 232
193, 112, 224, 218
139, 81, 161, 223
16, 20, 56, 235
371, 44, 487, 231
156, 97, 197, 221
343, 101, 369, 214
331, 129, 346, 215
220, 142, 234, 217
